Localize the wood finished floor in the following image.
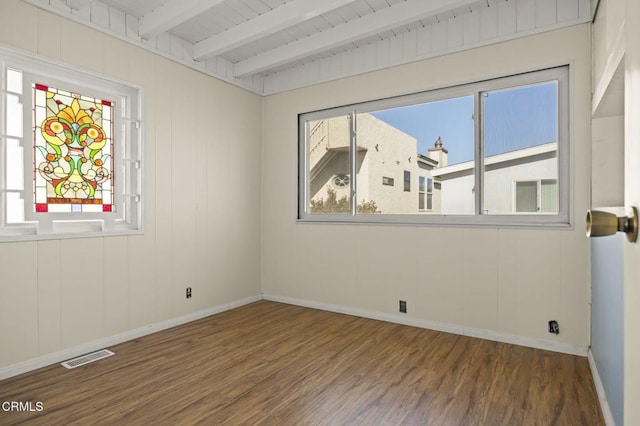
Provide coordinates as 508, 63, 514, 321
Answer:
0, 301, 604, 425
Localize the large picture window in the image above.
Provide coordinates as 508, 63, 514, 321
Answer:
1, 46, 143, 241
298, 66, 569, 227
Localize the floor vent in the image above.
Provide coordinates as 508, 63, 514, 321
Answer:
61, 349, 115, 369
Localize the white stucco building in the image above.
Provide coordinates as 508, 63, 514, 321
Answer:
308, 113, 445, 214
431, 142, 558, 215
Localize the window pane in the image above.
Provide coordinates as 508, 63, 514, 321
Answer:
349, 111, 412, 214
541, 179, 558, 213
6, 192, 24, 223
358, 96, 473, 214
7, 68, 22, 94
6, 139, 23, 190
515, 181, 538, 212
405, 97, 475, 215
483, 81, 558, 214
6, 93, 23, 137
308, 116, 352, 214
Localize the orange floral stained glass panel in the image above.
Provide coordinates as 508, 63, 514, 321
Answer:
32, 83, 114, 213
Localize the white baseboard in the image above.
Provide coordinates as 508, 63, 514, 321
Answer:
263, 294, 589, 357
2, 293, 590, 382
588, 350, 616, 426
0, 294, 262, 381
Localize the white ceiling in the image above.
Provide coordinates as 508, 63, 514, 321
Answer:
98, 0, 488, 77
26, 0, 592, 94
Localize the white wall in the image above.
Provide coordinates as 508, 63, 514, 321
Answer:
440, 173, 475, 215
262, 25, 592, 351
592, 116, 624, 207
0, 0, 262, 371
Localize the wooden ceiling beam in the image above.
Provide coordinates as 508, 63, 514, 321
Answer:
139, 0, 226, 39
234, 0, 479, 78
193, 0, 360, 60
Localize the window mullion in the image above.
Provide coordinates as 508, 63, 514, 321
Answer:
538, 180, 542, 212
350, 110, 357, 217
22, 74, 32, 223
299, 118, 307, 217
475, 91, 483, 216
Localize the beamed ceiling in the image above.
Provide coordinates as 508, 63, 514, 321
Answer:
23, 0, 592, 94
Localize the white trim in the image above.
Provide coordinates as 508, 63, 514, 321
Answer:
591, 12, 625, 117
588, 349, 617, 426
0, 294, 262, 381
263, 294, 588, 357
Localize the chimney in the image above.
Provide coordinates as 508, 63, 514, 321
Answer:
428, 137, 448, 167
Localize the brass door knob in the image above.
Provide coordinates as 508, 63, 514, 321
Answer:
586, 206, 638, 243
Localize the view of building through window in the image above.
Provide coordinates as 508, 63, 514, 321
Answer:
303, 71, 562, 220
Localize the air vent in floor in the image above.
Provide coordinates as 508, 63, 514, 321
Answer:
61, 349, 115, 369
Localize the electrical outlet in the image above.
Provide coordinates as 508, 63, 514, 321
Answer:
548, 320, 559, 334
186, 287, 192, 299
399, 300, 407, 313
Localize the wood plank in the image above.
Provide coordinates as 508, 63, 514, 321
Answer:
0, 301, 605, 425
535, 0, 557, 28
498, 0, 517, 36
516, 0, 536, 32
463, 6, 480, 45
480, 0, 498, 41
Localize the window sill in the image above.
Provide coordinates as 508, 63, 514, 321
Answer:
296, 214, 572, 230
0, 227, 143, 243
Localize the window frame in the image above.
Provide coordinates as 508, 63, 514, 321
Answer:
403, 170, 411, 192
426, 178, 433, 211
513, 178, 559, 214
0, 45, 144, 242
298, 66, 570, 228
418, 176, 425, 211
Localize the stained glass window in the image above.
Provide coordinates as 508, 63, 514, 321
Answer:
32, 83, 115, 213
1, 45, 142, 241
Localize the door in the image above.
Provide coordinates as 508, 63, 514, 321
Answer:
624, 0, 640, 423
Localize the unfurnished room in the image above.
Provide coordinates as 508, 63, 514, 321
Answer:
1, 0, 639, 424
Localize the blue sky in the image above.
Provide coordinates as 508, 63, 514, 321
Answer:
371, 82, 557, 165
